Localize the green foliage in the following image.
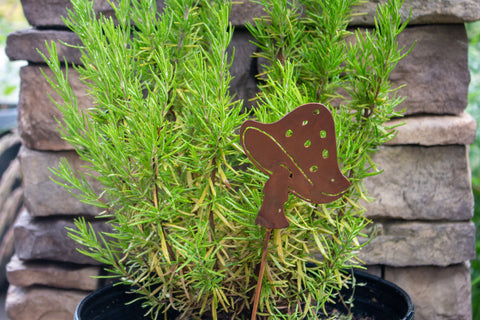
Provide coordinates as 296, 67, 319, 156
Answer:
472, 187, 480, 320
41, 0, 410, 319
466, 20, 480, 320
467, 22, 480, 188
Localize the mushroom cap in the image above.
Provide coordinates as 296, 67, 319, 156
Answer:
240, 103, 350, 204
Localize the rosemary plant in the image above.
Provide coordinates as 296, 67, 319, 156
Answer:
244, 0, 412, 317
40, 0, 412, 319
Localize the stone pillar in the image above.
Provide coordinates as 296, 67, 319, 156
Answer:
5, 1, 479, 319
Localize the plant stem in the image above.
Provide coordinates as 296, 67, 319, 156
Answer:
251, 228, 272, 320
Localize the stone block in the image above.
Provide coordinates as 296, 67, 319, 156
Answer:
385, 112, 477, 146
14, 210, 110, 265
353, 0, 480, 25
392, 24, 469, 115
19, 146, 101, 217
384, 263, 472, 320
20, 0, 162, 27
359, 221, 475, 267
7, 255, 100, 291
6, 285, 87, 320
364, 145, 474, 220
18, 0, 480, 27
6, 28, 82, 64
18, 65, 92, 151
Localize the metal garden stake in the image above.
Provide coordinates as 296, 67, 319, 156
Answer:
240, 103, 350, 319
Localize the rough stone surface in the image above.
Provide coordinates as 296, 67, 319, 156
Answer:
364, 145, 474, 221
7, 255, 100, 291
6, 28, 82, 64
19, 0, 480, 27
385, 263, 472, 320
352, 0, 480, 25
392, 24, 469, 115
19, 146, 102, 217
14, 210, 110, 265
6, 285, 87, 320
20, 0, 159, 27
18, 65, 92, 151
385, 112, 477, 146
359, 221, 475, 267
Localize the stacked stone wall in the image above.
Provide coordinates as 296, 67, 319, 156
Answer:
5, 1, 479, 319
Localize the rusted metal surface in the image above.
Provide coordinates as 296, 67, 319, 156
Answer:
240, 103, 350, 229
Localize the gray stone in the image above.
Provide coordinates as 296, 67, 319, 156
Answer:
7, 255, 100, 291
392, 24, 469, 115
385, 112, 477, 146
241, 1, 480, 26
363, 145, 474, 221
359, 221, 475, 266
20, 0, 161, 27
18, 65, 92, 151
385, 263, 472, 320
6, 285, 87, 320
6, 28, 82, 64
13, 210, 110, 265
18, 0, 480, 27
352, 0, 480, 25
19, 146, 102, 217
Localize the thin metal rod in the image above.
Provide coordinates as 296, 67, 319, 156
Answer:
251, 228, 272, 320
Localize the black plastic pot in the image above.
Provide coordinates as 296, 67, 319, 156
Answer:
74, 270, 414, 320
323, 270, 414, 320
74, 283, 151, 320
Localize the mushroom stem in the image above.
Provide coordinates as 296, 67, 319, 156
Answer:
256, 165, 291, 229
251, 228, 272, 320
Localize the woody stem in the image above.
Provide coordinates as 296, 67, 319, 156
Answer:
251, 228, 272, 320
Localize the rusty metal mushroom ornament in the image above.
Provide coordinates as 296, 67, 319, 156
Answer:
240, 103, 350, 319
240, 102, 350, 229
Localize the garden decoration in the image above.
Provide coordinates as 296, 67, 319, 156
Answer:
240, 102, 350, 319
